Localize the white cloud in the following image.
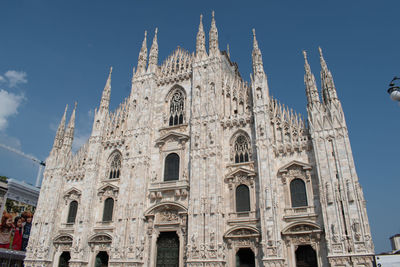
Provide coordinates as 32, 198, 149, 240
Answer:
0, 89, 25, 131
0, 76, 5, 83
0, 133, 22, 149
4, 70, 27, 87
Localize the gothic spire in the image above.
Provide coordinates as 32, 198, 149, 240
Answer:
196, 14, 207, 58
63, 102, 77, 151
148, 28, 158, 73
100, 67, 112, 111
303, 50, 321, 105
136, 31, 148, 74
319, 47, 338, 102
209, 11, 219, 56
252, 29, 265, 75
51, 104, 68, 151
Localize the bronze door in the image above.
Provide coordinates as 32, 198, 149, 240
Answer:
295, 245, 318, 267
156, 232, 179, 267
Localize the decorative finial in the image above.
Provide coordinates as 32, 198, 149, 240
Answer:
252, 28, 256, 38
74, 101, 77, 110
318, 46, 323, 58
302, 50, 308, 61
212, 10, 215, 18
109, 66, 113, 74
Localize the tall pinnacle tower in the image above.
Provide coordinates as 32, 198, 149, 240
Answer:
136, 31, 148, 74
303, 50, 321, 106
196, 14, 207, 59
208, 11, 219, 56
148, 28, 159, 73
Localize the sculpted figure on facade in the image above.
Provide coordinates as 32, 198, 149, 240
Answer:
25, 12, 374, 267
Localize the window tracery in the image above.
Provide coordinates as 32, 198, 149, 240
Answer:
169, 90, 185, 126
233, 133, 251, 163
108, 151, 121, 179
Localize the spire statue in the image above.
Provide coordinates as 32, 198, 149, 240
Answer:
136, 31, 148, 74
51, 104, 68, 152
100, 67, 112, 111
196, 14, 207, 59
148, 28, 159, 73
252, 29, 265, 75
303, 50, 321, 105
62, 102, 77, 151
209, 11, 219, 56
319, 47, 338, 102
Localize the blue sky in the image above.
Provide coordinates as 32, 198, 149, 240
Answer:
0, 0, 399, 253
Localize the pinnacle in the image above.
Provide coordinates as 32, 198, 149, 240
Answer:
318, 46, 324, 58
302, 50, 307, 61
199, 14, 204, 31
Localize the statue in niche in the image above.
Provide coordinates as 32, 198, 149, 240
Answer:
331, 224, 338, 243
210, 231, 215, 243
352, 220, 361, 241
151, 171, 158, 182
129, 233, 135, 245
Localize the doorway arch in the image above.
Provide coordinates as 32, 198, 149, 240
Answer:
295, 245, 318, 267
58, 251, 70, 267
236, 248, 255, 267
95, 251, 109, 267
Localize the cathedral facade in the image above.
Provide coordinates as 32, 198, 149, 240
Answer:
25, 13, 375, 267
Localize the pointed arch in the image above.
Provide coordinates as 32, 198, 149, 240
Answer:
230, 130, 252, 163
108, 150, 122, 179
166, 85, 186, 126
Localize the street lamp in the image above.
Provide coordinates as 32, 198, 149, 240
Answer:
388, 76, 400, 102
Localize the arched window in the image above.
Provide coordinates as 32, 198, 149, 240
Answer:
109, 152, 121, 179
164, 153, 180, 181
234, 134, 251, 163
103, 198, 114, 222
236, 184, 250, 212
290, 179, 308, 207
67, 200, 78, 224
169, 90, 185, 126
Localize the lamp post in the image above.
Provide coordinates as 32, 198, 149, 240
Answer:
388, 76, 400, 102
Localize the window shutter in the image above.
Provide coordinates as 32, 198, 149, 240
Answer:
164, 153, 180, 181
67, 201, 78, 224
290, 179, 308, 207
103, 198, 114, 221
